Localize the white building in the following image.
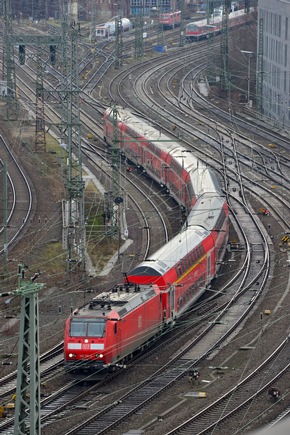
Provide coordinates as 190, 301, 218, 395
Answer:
258, 0, 290, 127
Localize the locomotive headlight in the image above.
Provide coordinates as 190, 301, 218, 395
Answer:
68, 353, 76, 358
85, 339, 88, 343
95, 353, 104, 358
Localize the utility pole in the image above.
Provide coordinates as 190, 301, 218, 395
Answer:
35, 45, 46, 152
179, 0, 185, 47
115, 9, 123, 69
3, 0, 17, 120
61, 1, 86, 276
4, 0, 61, 150
2, 163, 8, 276
109, 105, 123, 238
206, 0, 215, 79
134, 15, 144, 59
220, 0, 230, 94
256, 18, 264, 114
90, 0, 97, 43
9, 264, 45, 435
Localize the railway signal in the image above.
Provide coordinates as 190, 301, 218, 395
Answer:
19, 45, 25, 64
49, 45, 57, 65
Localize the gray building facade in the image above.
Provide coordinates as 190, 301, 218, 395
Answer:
258, 0, 290, 127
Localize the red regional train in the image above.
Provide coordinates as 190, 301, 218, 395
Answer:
64, 107, 229, 373
185, 8, 253, 41
159, 11, 181, 29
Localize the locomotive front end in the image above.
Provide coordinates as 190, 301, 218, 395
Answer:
64, 315, 108, 373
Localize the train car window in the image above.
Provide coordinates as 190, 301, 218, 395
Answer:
171, 159, 183, 177
114, 323, 117, 334
189, 252, 193, 265
87, 320, 106, 337
199, 245, 205, 257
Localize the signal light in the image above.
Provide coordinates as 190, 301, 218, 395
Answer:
49, 45, 56, 65
19, 45, 25, 65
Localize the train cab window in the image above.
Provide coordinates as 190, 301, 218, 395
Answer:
187, 23, 198, 32
70, 319, 87, 337
87, 320, 106, 337
70, 318, 106, 337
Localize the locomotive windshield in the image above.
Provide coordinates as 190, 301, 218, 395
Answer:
186, 23, 198, 32
70, 318, 106, 337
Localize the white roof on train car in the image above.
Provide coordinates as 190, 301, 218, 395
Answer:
186, 8, 248, 28
138, 194, 226, 275
130, 193, 226, 276
187, 193, 225, 231
118, 107, 179, 146
111, 106, 222, 197
189, 167, 222, 198
140, 225, 210, 275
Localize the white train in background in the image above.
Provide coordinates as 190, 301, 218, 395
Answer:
96, 17, 133, 39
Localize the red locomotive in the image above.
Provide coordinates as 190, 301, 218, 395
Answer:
64, 107, 229, 373
64, 283, 164, 372
159, 11, 181, 29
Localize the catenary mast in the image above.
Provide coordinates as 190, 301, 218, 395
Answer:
62, 0, 86, 276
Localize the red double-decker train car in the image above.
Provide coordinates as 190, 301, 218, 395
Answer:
64, 107, 229, 373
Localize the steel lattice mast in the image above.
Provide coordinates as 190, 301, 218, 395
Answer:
115, 9, 123, 69
220, 1, 230, 94
13, 265, 45, 435
134, 15, 144, 59
62, 0, 86, 275
256, 17, 264, 114
35, 45, 46, 152
3, 0, 17, 119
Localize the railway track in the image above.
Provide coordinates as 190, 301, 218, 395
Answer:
165, 337, 290, 434
0, 135, 33, 256
1, 20, 290, 435
94, 40, 289, 432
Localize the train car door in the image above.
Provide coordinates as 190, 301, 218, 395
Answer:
207, 252, 211, 283
170, 286, 176, 320
113, 320, 121, 361
140, 145, 145, 167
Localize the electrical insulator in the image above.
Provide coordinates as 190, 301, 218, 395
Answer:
19, 45, 25, 65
